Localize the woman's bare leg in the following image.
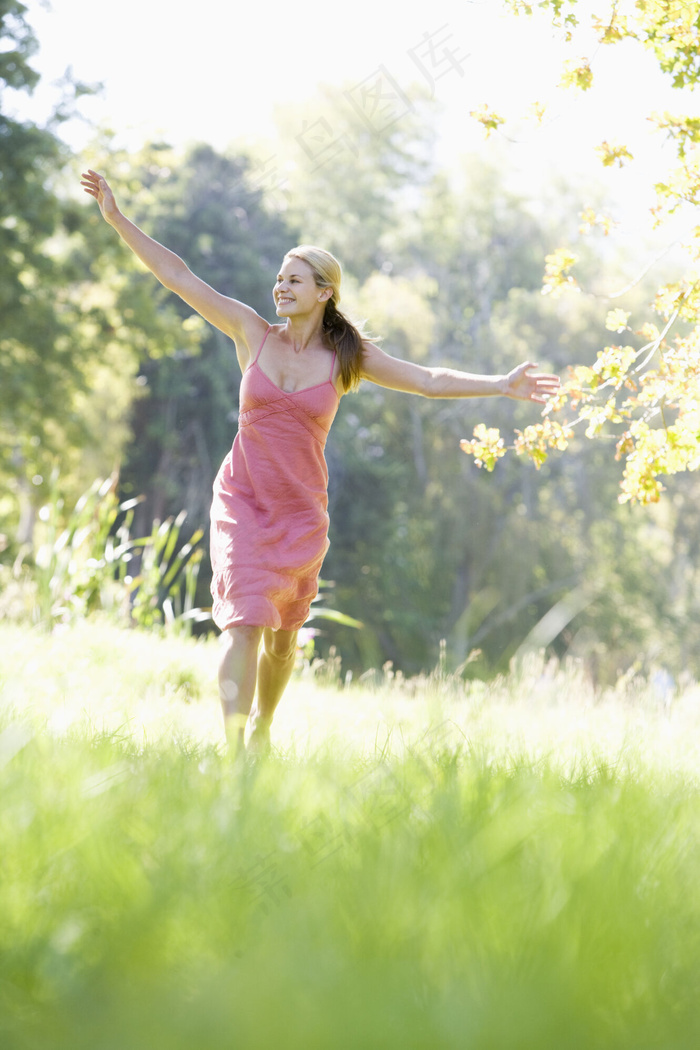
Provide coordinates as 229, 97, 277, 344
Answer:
246, 627, 298, 753
218, 625, 263, 757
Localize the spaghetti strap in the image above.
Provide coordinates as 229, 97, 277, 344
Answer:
254, 325, 272, 363
328, 350, 337, 382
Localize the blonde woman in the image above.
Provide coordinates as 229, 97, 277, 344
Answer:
82, 170, 560, 756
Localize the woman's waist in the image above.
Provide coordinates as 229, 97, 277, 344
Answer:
216, 454, 329, 502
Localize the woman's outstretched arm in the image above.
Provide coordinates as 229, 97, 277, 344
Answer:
81, 170, 266, 357
360, 342, 560, 404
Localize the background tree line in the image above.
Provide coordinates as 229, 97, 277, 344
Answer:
2, 0, 699, 683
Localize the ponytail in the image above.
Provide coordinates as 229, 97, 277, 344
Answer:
322, 298, 366, 392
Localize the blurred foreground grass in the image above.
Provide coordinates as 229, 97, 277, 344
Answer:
2, 621, 700, 1049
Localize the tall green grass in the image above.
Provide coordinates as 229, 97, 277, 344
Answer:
2, 622, 700, 1048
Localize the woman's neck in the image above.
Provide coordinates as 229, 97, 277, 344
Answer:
281, 315, 326, 353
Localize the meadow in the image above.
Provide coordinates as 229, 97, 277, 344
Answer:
2, 620, 700, 1049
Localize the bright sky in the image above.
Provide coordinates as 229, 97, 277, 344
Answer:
12, 0, 699, 229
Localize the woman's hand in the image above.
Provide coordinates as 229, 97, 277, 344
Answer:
504, 362, 560, 404
80, 169, 120, 224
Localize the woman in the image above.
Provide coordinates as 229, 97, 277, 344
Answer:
81, 169, 560, 756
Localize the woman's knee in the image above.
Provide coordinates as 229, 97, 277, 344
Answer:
219, 625, 262, 663
263, 628, 298, 662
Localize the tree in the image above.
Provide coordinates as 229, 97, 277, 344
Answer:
0, 5, 184, 549
0, 0, 82, 537
320, 157, 618, 676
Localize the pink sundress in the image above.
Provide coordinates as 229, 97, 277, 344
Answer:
210, 326, 340, 632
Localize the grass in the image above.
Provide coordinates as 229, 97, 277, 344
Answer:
1, 620, 700, 1048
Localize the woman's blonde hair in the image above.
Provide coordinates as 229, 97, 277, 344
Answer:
284, 245, 368, 392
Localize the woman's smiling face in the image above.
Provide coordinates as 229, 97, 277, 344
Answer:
273, 256, 331, 317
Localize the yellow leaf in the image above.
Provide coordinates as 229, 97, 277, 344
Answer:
469, 105, 506, 138
595, 141, 634, 167
542, 248, 579, 297
560, 58, 593, 91
605, 309, 631, 332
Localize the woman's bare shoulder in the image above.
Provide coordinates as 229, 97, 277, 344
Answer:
233, 314, 275, 369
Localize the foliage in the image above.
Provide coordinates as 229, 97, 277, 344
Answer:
0, 17, 204, 544
2, 473, 209, 633
306, 580, 364, 631
0, 0, 80, 499
469, 103, 507, 136
322, 138, 700, 676
322, 156, 635, 677
0, 5, 104, 496
8, 473, 136, 627
126, 511, 207, 633
460, 0, 700, 505
459, 424, 508, 471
